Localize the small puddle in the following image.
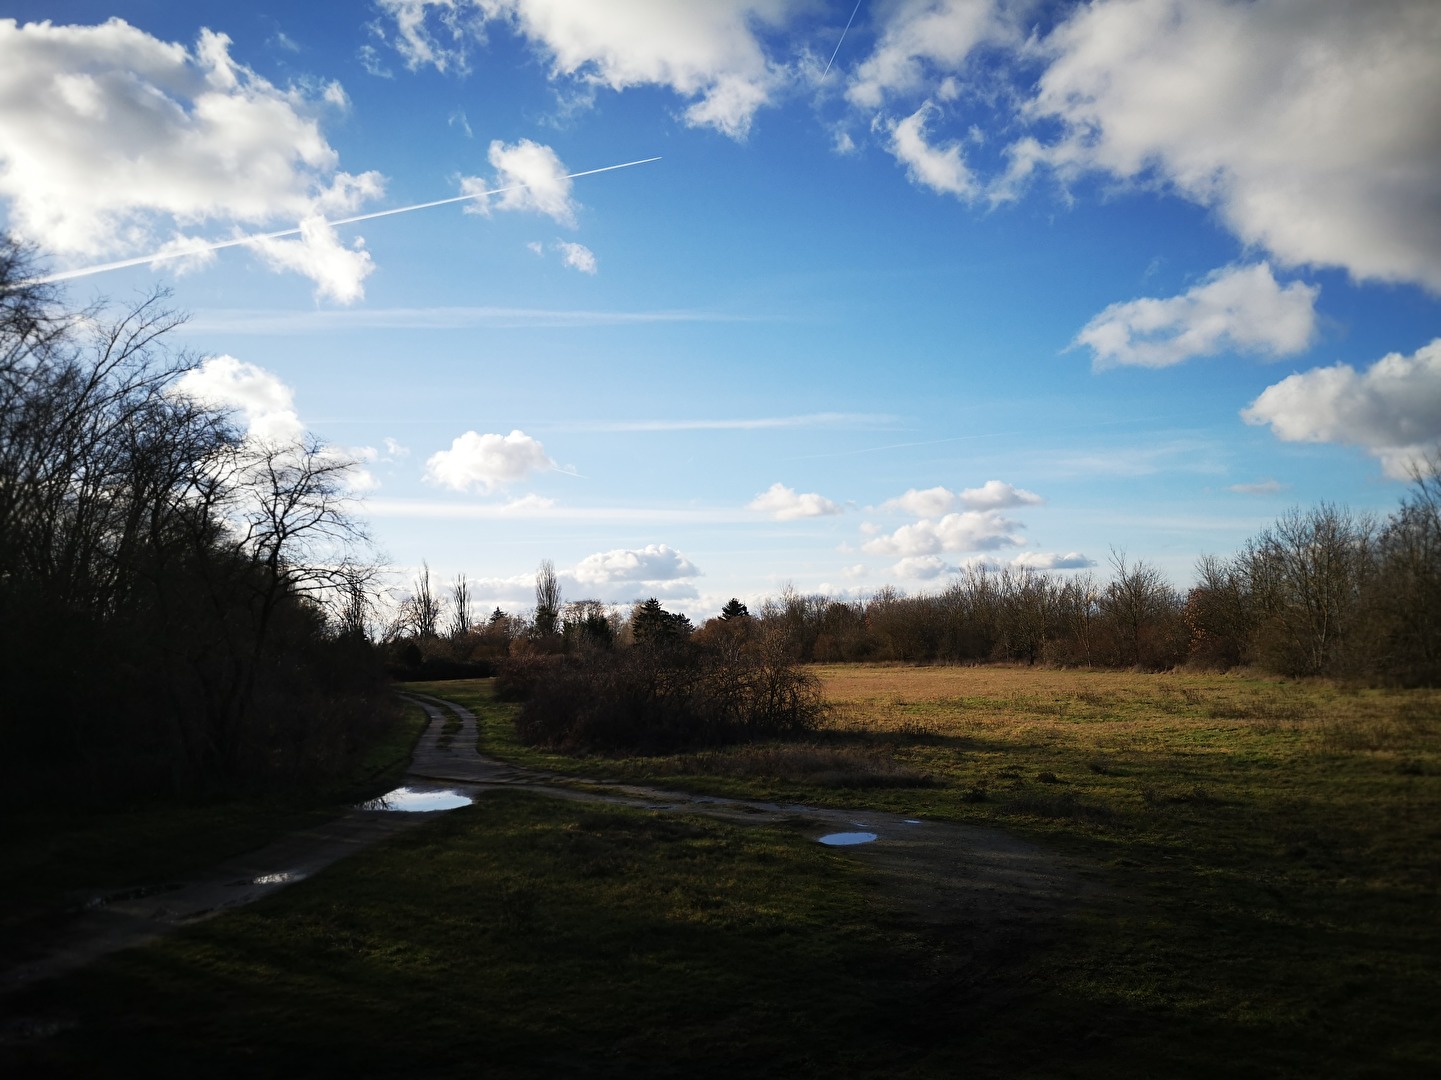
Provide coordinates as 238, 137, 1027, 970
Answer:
358, 786, 473, 812
227, 871, 305, 887
818, 831, 879, 846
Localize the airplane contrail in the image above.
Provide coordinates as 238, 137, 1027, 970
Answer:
24, 156, 661, 286
822, 1, 864, 80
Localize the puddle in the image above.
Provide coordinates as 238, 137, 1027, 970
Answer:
818, 831, 879, 846
904, 819, 922, 825
229, 871, 305, 887
358, 786, 473, 812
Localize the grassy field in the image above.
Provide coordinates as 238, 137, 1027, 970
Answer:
410, 667, 1441, 1075
5, 667, 1438, 1076
0, 701, 428, 971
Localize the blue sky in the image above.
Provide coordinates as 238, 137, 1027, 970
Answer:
3, 1, 1438, 619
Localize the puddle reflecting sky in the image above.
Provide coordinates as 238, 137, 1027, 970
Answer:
359, 786, 473, 812
819, 832, 879, 846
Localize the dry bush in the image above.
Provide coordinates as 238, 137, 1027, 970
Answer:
516, 637, 826, 753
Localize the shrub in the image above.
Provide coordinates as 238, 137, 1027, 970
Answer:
516, 633, 825, 753
494, 654, 557, 702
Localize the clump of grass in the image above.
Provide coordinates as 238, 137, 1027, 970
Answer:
671, 744, 936, 789
1004, 788, 1110, 822
1141, 784, 1221, 806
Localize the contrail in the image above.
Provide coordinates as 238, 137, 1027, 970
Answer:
822, 1, 864, 80
25, 156, 662, 286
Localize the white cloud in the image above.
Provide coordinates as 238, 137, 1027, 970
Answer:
174, 355, 304, 444
372, 0, 476, 74
883, 480, 1041, 516
174, 355, 377, 490
1010, 551, 1095, 570
883, 101, 975, 200
883, 485, 959, 517
250, 215, 374, 303
462, 138, 579, 225
0, 19, 384, 297
862, 509, 1026, 557
893, 554, 954, 579
1241, 337, 1441, 478
1024, 0, 1441, 291
376, 0, 795, 138
573, 543, 698, 585
959, 480, 1043, 510
1229, 480, 1286, 495
555, 240, 597, 273
747, 482, 843, 521
423, 429, 556, 493
847, 0, 1016, 110
383, 437, 411, 459
500, 493, 557, 513
1075, 263, 1318, 369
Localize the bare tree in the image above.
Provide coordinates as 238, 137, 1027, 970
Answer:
405, 561, 442, 640
448, 572, 472, 640
533, 558, 561, 638
1243, 505, 1372, 676
1101, 549, 1181, 668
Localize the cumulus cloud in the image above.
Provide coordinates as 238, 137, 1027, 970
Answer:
747, 482, 843, 521
174, 355, 304, 444
863, 509, 1027, 557
882, 485, 959, 518
1010, 551, 1095, 570
893, 554, 954, 580
883, 101, 976, 200
883, 480, 1041, 516
250, 215, 374, 303
174, 355, 377, 489
462, 138, 579, 225
847, 0, 1017, 109
1241, 337, 1441, 478
573, 544, 698, 585
958, 480, 1043, 510
423, 429, 556, 493
1075, 263, 1318, 369
375, 0, 796, 138
555, 240, 597, 273
1024, 0, 1441, 291
0, 19, 384, 297
372, 0, 477, 74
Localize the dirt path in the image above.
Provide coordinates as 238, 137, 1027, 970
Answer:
1, 693, 1103, 997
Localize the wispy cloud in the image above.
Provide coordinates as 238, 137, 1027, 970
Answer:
576, 412, 896, 432
184, 306, 749, 335
365, 499, 754, 524
1229, 480, 1287, 496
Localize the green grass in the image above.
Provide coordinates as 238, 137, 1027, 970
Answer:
405, 670, 1441, 1076
6, 670, 1438, 1076
4, 793, 960, 1078
0, 701, 428, 968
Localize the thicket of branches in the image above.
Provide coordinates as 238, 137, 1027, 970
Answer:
739, 475, 1441, 685
508, 602, 824, 753
0, 239, 390, 805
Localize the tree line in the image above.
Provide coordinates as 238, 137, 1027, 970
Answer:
393, 470, 1441, 688
0, 239, 390, 805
